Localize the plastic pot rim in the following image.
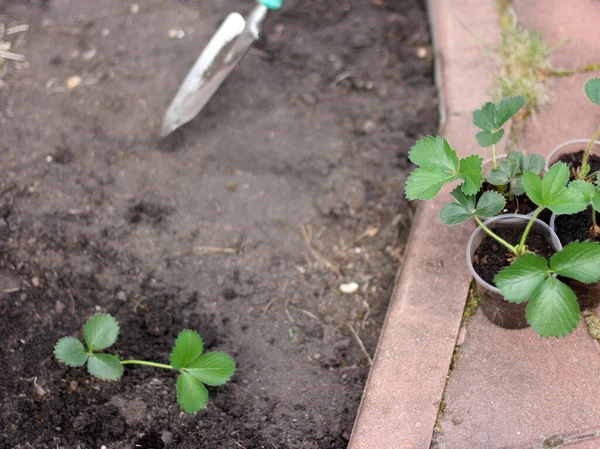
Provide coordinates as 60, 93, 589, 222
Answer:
544, 138, 600, 171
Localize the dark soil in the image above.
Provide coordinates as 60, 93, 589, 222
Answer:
0, 0, 437, 448
554, 208, 600, 244
472, 228, 555, 286
556, 149, 600, 179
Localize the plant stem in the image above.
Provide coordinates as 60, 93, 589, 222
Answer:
517, 207, 543, 253
473, 216, 518, 254
120, 360, 174, 370
593, 210, 598, 228
491, 143, 497, 168
581, 126, 600, 178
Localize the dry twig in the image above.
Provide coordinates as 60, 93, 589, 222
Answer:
347, 323, 373, 366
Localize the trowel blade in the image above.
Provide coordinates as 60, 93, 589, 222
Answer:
160, 5, 267, 137
160, 13, 246, 137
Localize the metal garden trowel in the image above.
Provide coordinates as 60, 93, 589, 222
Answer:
160, 0, 283, 137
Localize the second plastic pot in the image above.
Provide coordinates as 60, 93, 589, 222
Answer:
466, 214, 563, 329
545, 138, 600, 171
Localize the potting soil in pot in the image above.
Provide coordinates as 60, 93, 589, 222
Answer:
554, 209, 600, 244
472, 227, 555, 285
556, 149, 600, 177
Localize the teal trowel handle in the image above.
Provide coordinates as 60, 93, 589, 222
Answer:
257, 0, 283, 10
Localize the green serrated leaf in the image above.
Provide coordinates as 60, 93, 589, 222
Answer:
473, 102, 496, 132
170, 330, 204, 370
494, 254, 549, 303
550, 241, 600, 283
522, 170, 544, 205
457, 155, 483, 195
542, 162, 570, 199
526, 277, 579, 337
569, 180, 596, 203
186, 352, 236, 386
408, 136, 459, 172
440, 203, 473, 225
475, 191, 506, 218
476, 129, 504, 148
405, 167, 457, 200
495, 96, 526, 128
546, 188, 587, 215
87, 353, 123, 380
506, 150, 524, 165
486, 167, 510, 186
584, 77, 600, 106
177, 372, 209, 413
55, 337, 88, 367
522, 154, 545, 174
523, 164, 587, 214
450, 185, 476, 208
83, 314, 120, 351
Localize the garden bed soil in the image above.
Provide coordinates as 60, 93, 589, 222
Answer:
0, 0, 437, 448
472, 227, 555, 286
556, 149, 600, 178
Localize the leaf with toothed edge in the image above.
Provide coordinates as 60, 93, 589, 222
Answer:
177, 372, 209, 413
457, 155, 484, 195
87, 353, 123, 380
186, 352, 236, 386
584, 78, 600, 106
83, 314, 120, 351
494, 254, 549, 304
550, 241, 600, 283
170, 330, 204, 370
523, 163, 587, 215
526, 277, 579, 338
55, 337, 88, 367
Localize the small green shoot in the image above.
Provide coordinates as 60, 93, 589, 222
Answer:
487, 150, 545, 197
578, 78, 600, 180
473, 96, 526, 167
404, 136, 483, 200
55, 314, 235, 413
495, 241, 600, 336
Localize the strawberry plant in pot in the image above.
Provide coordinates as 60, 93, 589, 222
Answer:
545, 78, 600, 308
550, 177, 600, 308
405, 134, 600, 337
473, 96, 547, 219
54, 314, 236, 413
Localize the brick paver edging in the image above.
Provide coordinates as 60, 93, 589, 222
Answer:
348, 0, 502, 447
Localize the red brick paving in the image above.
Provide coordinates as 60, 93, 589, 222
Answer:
440, 313, 600, 449
513, 0, 600, 69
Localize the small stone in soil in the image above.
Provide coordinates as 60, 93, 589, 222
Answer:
222, 287, 237, 300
